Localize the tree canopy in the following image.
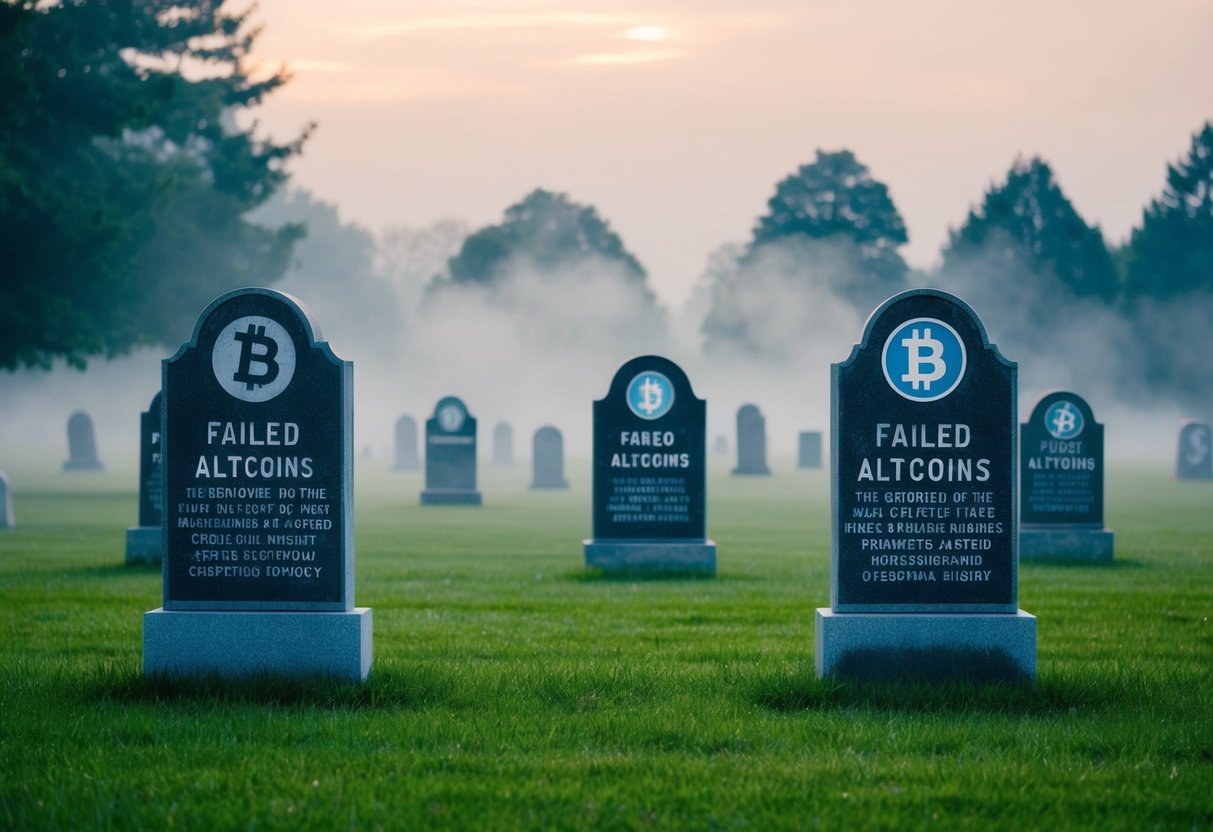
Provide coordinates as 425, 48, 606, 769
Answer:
445, 189, 647, 286
1123, 122, 1213, 301
0, 0, 306, 370
942, 156, 1118, 303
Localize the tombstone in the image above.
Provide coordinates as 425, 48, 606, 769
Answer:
62, 410, 104, 471
492, 422, 514, 467
126, 392, 164, 565
0, 469, 12, 529
421, 396, 481, 505
713, 434, 729, 455
143, 287, 372, 682
1019, 392, 1113, 561
1175, 420, 1213, 480
393, 415, 420, 471
732, 404, 771, 475
817, 288, 1036, 682
797, 431, 823, 470
583, 355, 716, 574
530, 426, 568, 490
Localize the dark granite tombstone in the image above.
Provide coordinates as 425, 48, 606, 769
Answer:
583, 355, 716, 574
393, 415, 420, 471
143, 287, 371, 682
1019, 392, 1113, 560
62, 410, 104, 471
0, 469, 12, 529
817, 288, 1035, 682
732, 404, 771, 475
126, 392, 164, 564
421, 396, 481, 505
492, 422, 514, 467
530, 426, 568, 490
798, 431, 823, 470
713, 435, 729, 455
1175, 421, 1213, 481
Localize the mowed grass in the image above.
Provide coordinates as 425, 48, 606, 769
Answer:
0, 450, 1211, 831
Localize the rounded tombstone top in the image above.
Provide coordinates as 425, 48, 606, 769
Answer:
1025, 391, 1097, 441
737, 403, 762, 419
431, 396, 472, 433
535, 425, 562, 440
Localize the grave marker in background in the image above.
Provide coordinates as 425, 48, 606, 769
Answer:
1175, 421, 1213, 481
1019, 392, 1113, 561
584, 355, 716, 574
126, 392, 164, 565
0, 469, 12, 529
817, 288, 1035, 682
732, 404, 771, 476
530, 426, 569, 490
143, 287, 372, 682
798, 431, 823, 470
421, 396, 482, 505
62, 411, 104, 471
492, 422, 514, 467
393, 415, 420, 471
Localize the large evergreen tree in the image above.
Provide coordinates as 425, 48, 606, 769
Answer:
0, 0, 307, 370
942, 156, 1118, 303
1124, 122, 1213, 300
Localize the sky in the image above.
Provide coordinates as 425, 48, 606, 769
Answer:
246, 0, 1213, 307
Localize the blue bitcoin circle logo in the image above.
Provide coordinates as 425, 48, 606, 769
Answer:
881, 317, 966, 402
626, 371, 675, 420
1044, 400, 1084, 439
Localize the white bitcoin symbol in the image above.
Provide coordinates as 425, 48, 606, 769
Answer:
638, 376, 664, 416
900, 328, 946, 391
1052, 404, 1077, 436
1186, 431, 1210, 465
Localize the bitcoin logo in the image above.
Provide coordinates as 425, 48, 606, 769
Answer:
212, 316, 296, 402
438, 404, 465, 432
882, 317, 966, 402
1045, 400, 1084, 440
626, 371, 674, 420
1185, 427, 1210, 465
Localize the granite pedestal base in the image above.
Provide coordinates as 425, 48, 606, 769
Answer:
143, 607, 372, 682
583, 539, 717, 575
731, 466, 770, 476
420, 489, 482, 506
1020, 527, 1114, 561
815, 608, 1036, 682
125, 526, 162, 565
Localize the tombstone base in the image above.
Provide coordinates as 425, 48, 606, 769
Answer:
420, 489, 482, 506
731, 466, 771, 476
125, 526, 163, 565
815, 608, 1036, 683
143, 607, 372, 682
583, 539, 717, 575
1019, 527, 1114, 561
530, 481, 569, 491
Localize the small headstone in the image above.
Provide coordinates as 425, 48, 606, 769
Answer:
713, 435, 728, 455
492, 422, 514, 467
421, 396, 482, 505
797, 431, 823, 469
143, 287, 372, 682
530, 426, 568, 490
0, 469, 12, 529
583, 355, 716, 574
62, 410, 104, 471
1019, 392, 1113, 561
732, 404, 771, 475
1175, 420, 1213, 480
393, 415, 420, 471
126, 392, 164, 565
817, 288, 1035, 682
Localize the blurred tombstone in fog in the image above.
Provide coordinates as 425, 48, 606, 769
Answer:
713, 435, 728, 455
1175, 420, 1213, 480
393, 415, 420, 471
126, 392, 163, 564
732, 404, 771, 476
63, 410, 104, 471
797, 431, 823, 470
530, 426, 568, 490
492, 422, 514, 467
0, 469, 12, 529
421, 396, 481, 505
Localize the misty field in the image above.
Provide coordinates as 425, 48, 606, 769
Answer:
0, 453, 1211, 831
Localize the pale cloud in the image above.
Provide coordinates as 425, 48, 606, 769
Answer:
560, 49, 689, 67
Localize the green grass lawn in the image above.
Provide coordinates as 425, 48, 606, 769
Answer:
1, 451, 1211, 830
